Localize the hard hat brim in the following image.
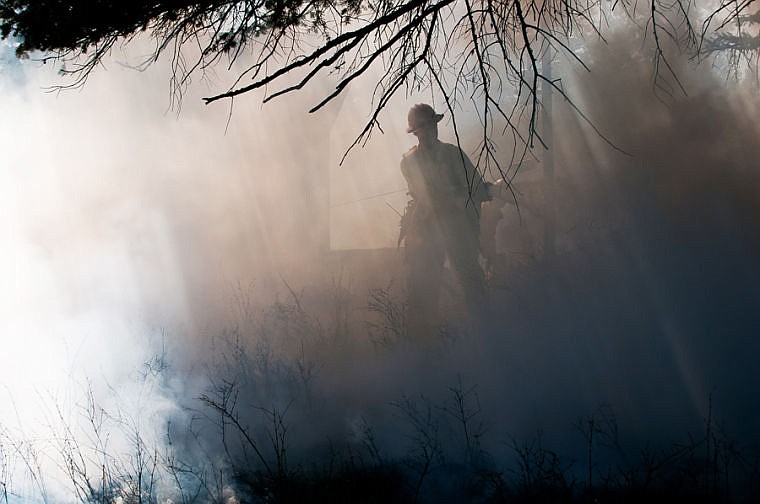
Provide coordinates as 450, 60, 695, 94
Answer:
407, 113, 444, 133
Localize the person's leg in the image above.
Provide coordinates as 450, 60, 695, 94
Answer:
445, 223, 486, 316
405, 229, 445, 340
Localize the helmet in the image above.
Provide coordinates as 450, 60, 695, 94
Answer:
407, 103, 444, 133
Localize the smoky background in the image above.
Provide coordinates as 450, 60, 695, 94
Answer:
1, 15, 760, 501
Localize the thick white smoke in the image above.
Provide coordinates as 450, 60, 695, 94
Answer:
0, 37, 426, 501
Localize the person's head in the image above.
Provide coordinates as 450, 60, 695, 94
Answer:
407, 103, 443, 146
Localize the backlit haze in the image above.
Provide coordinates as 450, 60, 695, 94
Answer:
1, 22, 760, 501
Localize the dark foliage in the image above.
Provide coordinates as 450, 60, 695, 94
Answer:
1, 0, 362, 55
232, 464, 412, 503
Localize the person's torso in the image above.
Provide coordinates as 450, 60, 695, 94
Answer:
405, 142, 467, 210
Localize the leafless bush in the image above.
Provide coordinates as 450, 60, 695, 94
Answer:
574, 403, 620, 490
367, 285, 408, 346
508, 430, 576, 500
394, 395, 445, 502
441, 378, 486, 467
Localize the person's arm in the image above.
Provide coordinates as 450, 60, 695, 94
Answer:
400, 156, 413, 196
450, 146, 489, 206
401, 152, 424, 200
